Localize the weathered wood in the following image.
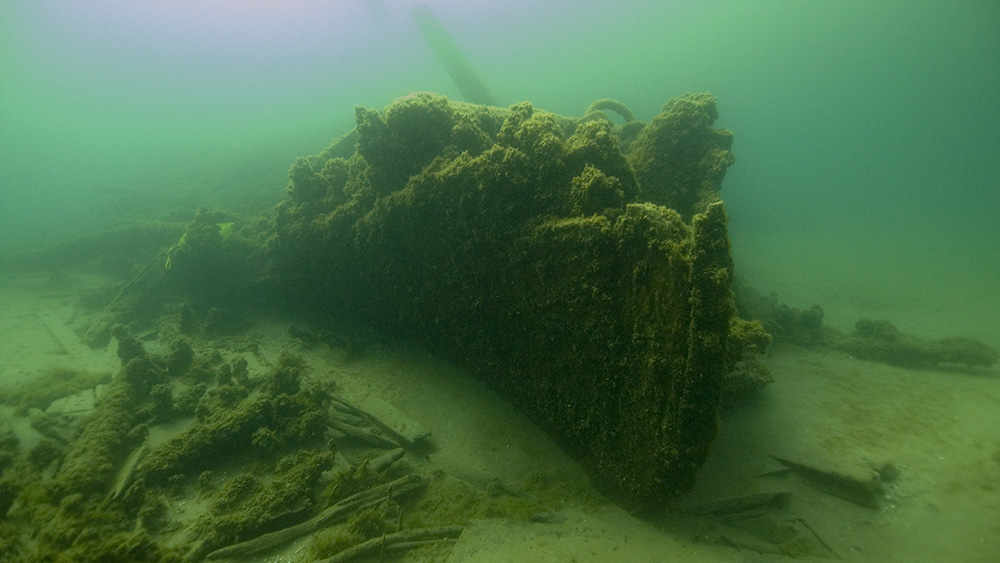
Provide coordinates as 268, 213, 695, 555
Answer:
204, 473, 427, 560
316, 525, 464, 563
327, 417, 398, 449
330, 393, 431, 448
273, 93, 739, 506
106, 441, 148, 503
368, 447, 405, 473
772, 456, 883, 509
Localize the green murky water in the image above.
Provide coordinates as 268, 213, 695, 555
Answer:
1, 2, 998, 562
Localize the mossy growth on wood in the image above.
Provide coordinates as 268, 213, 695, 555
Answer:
271, 92, 755, 506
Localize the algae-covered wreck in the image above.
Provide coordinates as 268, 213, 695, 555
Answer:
0, 91, 772, 562
268, 92, 763, 505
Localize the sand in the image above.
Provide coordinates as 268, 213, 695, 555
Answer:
0, 266, 997, 563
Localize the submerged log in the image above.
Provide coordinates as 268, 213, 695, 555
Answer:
271, 93, 742, 507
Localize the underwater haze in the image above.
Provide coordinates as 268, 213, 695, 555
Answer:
2, 2, 1000, 561
2, 1, 998, 328
4, 0, 998, 338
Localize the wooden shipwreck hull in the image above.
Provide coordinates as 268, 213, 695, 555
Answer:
272, 92, 738, 506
